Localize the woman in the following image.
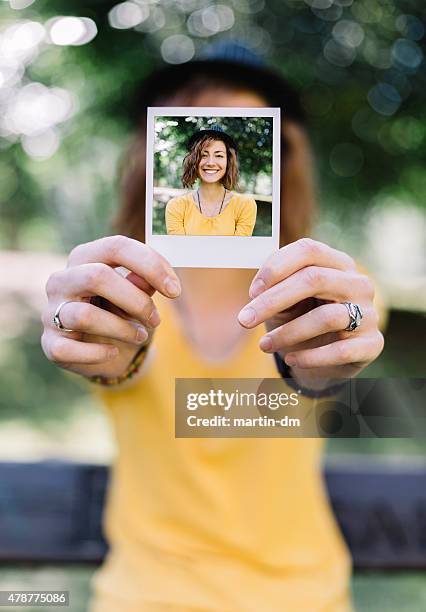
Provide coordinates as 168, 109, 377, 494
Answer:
165, 125, 257, 236
41, 52, 385, 611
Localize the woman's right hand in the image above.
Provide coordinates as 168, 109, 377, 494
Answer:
41, 235, 181, 380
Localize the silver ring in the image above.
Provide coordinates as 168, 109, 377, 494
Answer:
342, 301, 363, 331
53, 300, 75, 332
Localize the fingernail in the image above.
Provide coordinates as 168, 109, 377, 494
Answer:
164, 277, 181, 298
285, 355, 296, 366
108, 347, 119, 360
250, 278, 266, 299
136, 326, 148, 344
148, 308, 161, 327
259, 336, 272, 352
238, 307, 256, 326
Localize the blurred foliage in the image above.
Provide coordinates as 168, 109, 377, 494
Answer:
152, 115, 273, 234
0, 0, 425, 434
0, 0, 425, 252
0, 313, 87, 424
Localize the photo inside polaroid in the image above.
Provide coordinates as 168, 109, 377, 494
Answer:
146, 107, 280, 268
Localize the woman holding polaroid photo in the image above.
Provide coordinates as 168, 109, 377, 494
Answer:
41, 46, 386, 612
166, 125, 257, 236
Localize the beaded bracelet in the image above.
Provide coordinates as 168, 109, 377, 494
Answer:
88, 341, 151, 387
273, 353, 347, 398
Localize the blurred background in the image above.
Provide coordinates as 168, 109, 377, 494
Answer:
0, 0, 425, 610
153, 114, 273, 235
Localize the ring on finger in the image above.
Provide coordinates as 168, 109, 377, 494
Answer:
53, 300, 75, 333
342, 301, 363, 332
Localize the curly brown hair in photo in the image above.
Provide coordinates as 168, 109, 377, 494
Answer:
181, 134, 239, 190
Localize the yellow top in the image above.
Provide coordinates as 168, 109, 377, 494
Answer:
165, 192, 257, 236
89, 294, 353, 612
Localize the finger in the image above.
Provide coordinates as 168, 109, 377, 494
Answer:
266, 297, 317, 320
47, 301, 149, 346
125, 271, 156, 296
260, 303, 376, 353
284, 333, 385, 369
249, 238, 356, 298
239, 267, 374, 329
67, 235, 181, 298
49, 264, 161, 329
264, 298, 316, 333
42, 331, 119, 366
113, 266, 156, 297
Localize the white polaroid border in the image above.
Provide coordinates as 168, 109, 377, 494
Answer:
146, 106, 280, 269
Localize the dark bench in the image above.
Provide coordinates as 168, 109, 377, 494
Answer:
0, 460, 425, 569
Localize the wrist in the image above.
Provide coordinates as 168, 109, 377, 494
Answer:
273, 353, 346, 398
88, 340, 151, 386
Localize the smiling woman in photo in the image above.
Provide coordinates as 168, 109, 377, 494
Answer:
165, 125, 257, 236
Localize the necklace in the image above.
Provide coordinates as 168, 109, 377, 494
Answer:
197, 187, 226, 217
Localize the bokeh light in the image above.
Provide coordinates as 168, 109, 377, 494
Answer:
2, 83, 76, 137
332, 19, 364, 48
0, 21, 45, 64
161, 34, 195, 64
312, 4, 342, 22
108, 2, 149, 30
391, 38, 423, 71
47, 17, 98, 46
0, 59, 24, 88
351, 1, 383, 24
362, 38, 391, 69
390, 117, 424, 151
8, 0, 37, 9
135, 6, 166, 33
395, 14, 424, 41
323, 39, 356, 67
187, 5, 235, 37
367, 83, 401, 116
351, 107, 384, 143
22, 128, 60, 160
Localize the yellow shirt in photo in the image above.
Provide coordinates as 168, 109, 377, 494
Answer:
165, 193, 257, 236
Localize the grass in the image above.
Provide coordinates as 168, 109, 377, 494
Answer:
0, 565, 425, 611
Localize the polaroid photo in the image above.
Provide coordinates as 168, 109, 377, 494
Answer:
145, 106, 280, 268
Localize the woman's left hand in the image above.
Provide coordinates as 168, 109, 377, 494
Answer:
238, 238, 384, 389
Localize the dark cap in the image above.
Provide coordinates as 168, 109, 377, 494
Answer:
128, 41, 305, 126
186, 125, 238, 152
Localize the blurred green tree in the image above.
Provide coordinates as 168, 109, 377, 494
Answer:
0, 0, 424, 253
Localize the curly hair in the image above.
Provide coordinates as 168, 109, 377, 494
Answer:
181, 135, 239, 190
